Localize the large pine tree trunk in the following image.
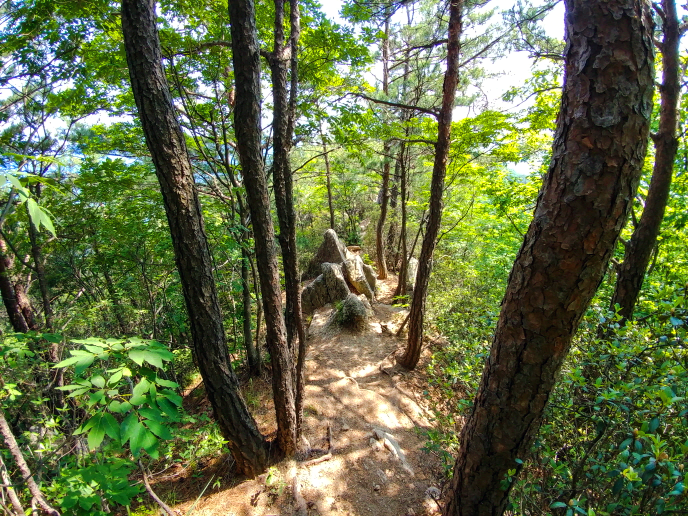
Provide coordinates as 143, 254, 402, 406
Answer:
610, 0, 680, 321
443, 0, 654, 513
120, 0, 270, 477
228, 0, 298, 457
399, 0, 462, 369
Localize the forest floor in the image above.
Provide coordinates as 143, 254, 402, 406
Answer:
153, 276, 445, 516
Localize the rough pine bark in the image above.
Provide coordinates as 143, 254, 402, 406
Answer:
120, 0, 270, 477
443, 0, 654, 513
399, 0, 462, 369
610, 0, 681, 321
268, 0, 304, 359
228, 0, 298, 456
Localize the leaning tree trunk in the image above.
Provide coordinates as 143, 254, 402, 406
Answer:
228, 0, 298, 457
121, 0, 270, 477
398, 0, 463, 369
443, 0, 654, 513
610, 0, 680, 321
0, 239, 28, 333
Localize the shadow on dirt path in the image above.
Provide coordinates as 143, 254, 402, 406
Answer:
169, 276, 443, 516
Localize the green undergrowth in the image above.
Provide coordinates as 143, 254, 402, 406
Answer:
0, 333, 229, 515
427, 291, 687, 515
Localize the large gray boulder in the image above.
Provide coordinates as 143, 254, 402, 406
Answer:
343, 257, 375, 303
335, 293, 369, 331
362, 263, 377, 292
304, 229, 349, 280
301, 263, 350, 315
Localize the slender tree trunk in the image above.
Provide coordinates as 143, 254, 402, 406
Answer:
399, 0, 463, 369
27, 216, 52, 330
268, 0, 304, 358
0, 452, 25, 516
394, 143, 409, 300
102, 266, 128, 335
443, 0, 654, 512
376, 16, 391, 280
610, 0, 681, 321
228, 0, 298, 457
0, 240, 28, 333
121, 0, 270, 477
0, 408, 59, 516
320, 123, 336, 230
14, 281, 37, 331
242, 246, 261, 375
95, 242, 128, 335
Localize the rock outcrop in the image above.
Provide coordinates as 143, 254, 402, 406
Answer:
343, 257, 375, 303
302, 230, 378, 315
335, 293, 369, 331
301, 263, 350, 315
304, 229, 348, 280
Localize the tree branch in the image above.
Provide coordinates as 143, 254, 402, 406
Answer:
349, 92, 438, 117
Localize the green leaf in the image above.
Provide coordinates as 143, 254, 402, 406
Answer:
41, 333, 63, 343
130, 378, 151, 405
138, 407, 163, 422
120, 412, 142, 445
130, 425, 156, 458
91, 375, 105, 388
160, 389, 182, 407
75, 355, 95, 375
26, 198, 41, 229
108, 369, 123, 385
129, 346, 173, 369
72, 337, 108, 347
53, 356, 83, 368
87, 414, 106, 450
155, 377, 178, 389
143, 419, 173, 440
551, 502, 568, 509
156, 397, 180, 421
109, 400, 132, 414
83, 344, 106, 354
101, 412, 120, 441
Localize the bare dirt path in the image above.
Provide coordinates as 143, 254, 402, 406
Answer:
170, 277, 443, 516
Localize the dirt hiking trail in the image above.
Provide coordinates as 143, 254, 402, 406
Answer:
169, 276, 444, 516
